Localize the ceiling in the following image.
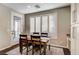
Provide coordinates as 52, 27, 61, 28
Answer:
2, 3, 70, 14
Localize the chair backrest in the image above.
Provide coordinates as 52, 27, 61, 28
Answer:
19, 34, 27, 43
33, 32, 39, 35
31, 35, 41, 41
41, 33, 48, 37
20, 34, 27, 39
31, 35, 41, 46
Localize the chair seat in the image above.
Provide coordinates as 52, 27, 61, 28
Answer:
22, 43, 32, 46
33, 41, 47, 45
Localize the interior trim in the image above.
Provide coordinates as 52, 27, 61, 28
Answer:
0, 44, 19, 54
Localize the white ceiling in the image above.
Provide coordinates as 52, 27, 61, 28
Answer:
2, 3, 70, 14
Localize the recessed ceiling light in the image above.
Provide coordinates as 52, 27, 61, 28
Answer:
26, 5, 31, 8
35, 5, 40, 8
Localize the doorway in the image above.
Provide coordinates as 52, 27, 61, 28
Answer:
12, 16, 21, 42
14, 16, 21, 41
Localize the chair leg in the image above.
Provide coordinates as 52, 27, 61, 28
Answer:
26, 45, 28, 55
20, 44, 23, 54
49, 45, 50, 51
44, 44, 46, 55
32, 46, 34, 55
20, 48, 22, 54
40, 45, 41, 55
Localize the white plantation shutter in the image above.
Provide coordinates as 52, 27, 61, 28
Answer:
30, 17, 35, 34
42, 16, 48, 33
30, 13, 57, 39
49, 13, 57, 39
36, 16, 41, 32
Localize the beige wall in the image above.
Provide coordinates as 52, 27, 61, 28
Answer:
0, 4, 24, 50
57, 6, 71, 47
25, 6, 71, 48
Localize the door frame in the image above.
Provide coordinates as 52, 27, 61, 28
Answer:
11, 12, 22, 44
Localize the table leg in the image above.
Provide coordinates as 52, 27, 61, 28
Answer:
26, 44, 28, 55
32, 45, 34, 55
20, 43, 23, 54
40, 45, 41, 55
44, 44, 46, 55
49, 45, 50, 51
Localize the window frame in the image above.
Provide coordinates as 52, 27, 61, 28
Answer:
30, 13, 57, 39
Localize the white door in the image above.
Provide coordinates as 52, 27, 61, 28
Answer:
71, 24, 79, 54
71, 25, 77, 54
75, 25, 79, 54
71, 4, 79, 54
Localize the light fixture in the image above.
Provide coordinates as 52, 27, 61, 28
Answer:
26, 5, 31, 8
35, 5, 40, 8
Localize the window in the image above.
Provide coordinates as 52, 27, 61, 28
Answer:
42, 16, 48, 32
30, 17, 35, 34
49, 15, 55, 33
36, 16, 41, 32
49, 14, 57, 38
30, 13, 57, 39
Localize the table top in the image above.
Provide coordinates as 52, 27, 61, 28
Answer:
27, 35, 50, 43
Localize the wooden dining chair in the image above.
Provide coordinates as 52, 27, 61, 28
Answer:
33, 32, 39, 35
41, 33, 48, 37
41, 33, 50, 50
31, 35, 47, 55
19, 34, 32, 55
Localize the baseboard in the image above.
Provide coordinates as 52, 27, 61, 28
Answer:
48, 44, 67, 49
0, 44, 71, 55
0, 44, 19, 54
48, 45, 71, 55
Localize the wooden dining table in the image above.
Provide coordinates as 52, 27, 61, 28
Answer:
20, 34, 50, 55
